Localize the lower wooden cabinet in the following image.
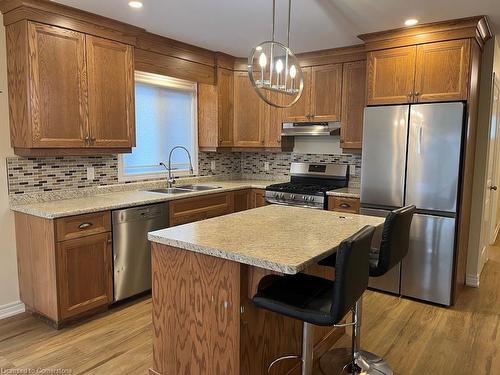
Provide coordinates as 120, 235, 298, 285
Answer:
251, 189, 267, 208
328, 196, 360, 214
57, 232, 113, 320
169, 192, 235, 226
14, 211, 113, 326
234, 189, 252, 212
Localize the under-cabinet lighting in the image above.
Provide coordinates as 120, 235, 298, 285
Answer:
129, 1, 143, 9
404, 18, 419, 26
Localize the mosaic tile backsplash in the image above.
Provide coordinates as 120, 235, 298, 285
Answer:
6, 151, 361, 195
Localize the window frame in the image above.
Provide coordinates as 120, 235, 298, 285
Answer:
118, 71, 199, 182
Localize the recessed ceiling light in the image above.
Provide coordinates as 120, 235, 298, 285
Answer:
404, 18, 419, 27
128, 1, 143, 9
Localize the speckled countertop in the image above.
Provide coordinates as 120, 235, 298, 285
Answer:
149, 205, 384, 274
326, 187, 360, 199
9, 180, 281, 219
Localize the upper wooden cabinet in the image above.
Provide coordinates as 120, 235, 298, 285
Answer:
366, 39, 471, 105
198, 67, 234, 150
366, 46, 417, 105
233, 71, 267, 147
284, 67, 312, 122
86, 36, 135, 148
5, 21, 135, 155
413, 39, 470, 103
311, 64, 343, 121
341, 60, 366, 149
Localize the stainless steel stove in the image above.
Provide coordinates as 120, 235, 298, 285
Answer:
265, 162, 349, 209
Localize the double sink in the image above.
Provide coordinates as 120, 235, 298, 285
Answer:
147, 184, 222, 195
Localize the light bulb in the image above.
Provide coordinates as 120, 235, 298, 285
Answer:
128, 1, 143, 8
404, 18, 418, 26
289, 65, 297, 79
275, 59, 283, 74
259, 53, 267, 68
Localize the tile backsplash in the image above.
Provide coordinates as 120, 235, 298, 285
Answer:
6, 151, 360, 195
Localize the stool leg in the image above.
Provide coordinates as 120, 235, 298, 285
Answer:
302, 322, 314, 375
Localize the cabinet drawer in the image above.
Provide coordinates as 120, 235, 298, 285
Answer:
328, 197, 360, 213
169, 193, 234, 226
56, 211, 111, 242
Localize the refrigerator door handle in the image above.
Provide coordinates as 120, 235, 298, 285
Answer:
417, 126, 423, 155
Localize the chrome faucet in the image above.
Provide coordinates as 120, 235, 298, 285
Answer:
159, 146, 194, 188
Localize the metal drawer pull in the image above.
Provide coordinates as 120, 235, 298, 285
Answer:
78, 222, 93, 229
339, 203, 351, 208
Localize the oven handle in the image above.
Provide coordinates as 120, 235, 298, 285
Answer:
265, 198, 324, 210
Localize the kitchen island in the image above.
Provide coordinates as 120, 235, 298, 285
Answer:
148, 205, 384, 375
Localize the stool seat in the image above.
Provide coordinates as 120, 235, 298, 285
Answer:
253, 273, 335, 326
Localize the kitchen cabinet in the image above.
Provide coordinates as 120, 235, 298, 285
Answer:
86, 36, 135, 148
341, 61, 366, 149
366, 39, 470, 105
311, 64, 343, 121
251, 189, 267, 208
234, 190, 252, 212
5, 21, 135, 155
57, 232, 112, 320
233, 71, 267, 147
198, 67, 234, 150
14, 210, 113, 327
169, 192, 235, 226
283, 64, 342, 123
328, 196, 360, 214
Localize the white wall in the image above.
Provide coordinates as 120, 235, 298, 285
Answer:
466, 35, 500, 286
0, 16, 22, 318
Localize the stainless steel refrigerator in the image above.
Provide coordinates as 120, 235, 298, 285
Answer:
360, 102, 465, 306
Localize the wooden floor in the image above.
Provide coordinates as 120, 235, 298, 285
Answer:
1, 244, 500, 375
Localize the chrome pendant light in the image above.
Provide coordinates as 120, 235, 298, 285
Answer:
248, 0, 303, 108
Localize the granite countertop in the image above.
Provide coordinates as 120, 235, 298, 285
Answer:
9, 180, 280, 219
148, 205, 384, 274
326, 187, 360, 199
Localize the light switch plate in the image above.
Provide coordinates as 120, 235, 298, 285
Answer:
210, 161, 216, 171
87, 166, 95, 181
264, 162, 270, 172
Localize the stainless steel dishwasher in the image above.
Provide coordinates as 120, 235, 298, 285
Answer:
112, 203, 168, 302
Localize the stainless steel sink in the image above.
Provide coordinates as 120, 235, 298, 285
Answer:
147, 188, 192, 194
177, 184, 222, 191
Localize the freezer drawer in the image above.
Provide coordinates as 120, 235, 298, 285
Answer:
360, 207, 401, 295
361, 105, 409, 208
406, 103, 464, 213
401, 214, 456, 306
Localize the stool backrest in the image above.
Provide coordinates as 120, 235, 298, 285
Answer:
372, 205, 416, 277
330, 225, 375, 323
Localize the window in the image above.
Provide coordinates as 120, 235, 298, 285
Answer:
119, 71, 198, 181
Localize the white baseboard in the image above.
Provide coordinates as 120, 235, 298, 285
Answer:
466, 274, 480, 288
0, 301, 25, 320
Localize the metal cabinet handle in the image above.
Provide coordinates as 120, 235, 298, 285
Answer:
339, 203, 351, 208
490, 185, 498, 191
414, 91, 420, 103
78, 222, 93, 229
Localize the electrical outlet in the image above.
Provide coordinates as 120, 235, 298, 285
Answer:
264, 162, 270, 172
350, 164, 356, 177
87, 166, 95, 181
210, 161, 216, 171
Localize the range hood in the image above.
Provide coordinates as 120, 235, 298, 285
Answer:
281, 122, 341, 136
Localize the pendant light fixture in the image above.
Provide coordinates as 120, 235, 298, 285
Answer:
248, 0, 304, 108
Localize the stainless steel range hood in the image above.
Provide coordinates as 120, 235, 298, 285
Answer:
281, 122, 341, 136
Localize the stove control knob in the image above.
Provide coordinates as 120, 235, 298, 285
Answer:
290, 194, 295, 200
280, 193, 285, 199
302, 195, 307, 200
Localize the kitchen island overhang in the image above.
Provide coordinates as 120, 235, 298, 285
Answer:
148, 205, 384, 375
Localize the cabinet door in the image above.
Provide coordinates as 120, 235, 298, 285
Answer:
252, 189, 267, 208
233, 71, 267, 147
198, 83, 219, 149
266, 91, 285, 148
86, 36, 135, 148
366, 46, 416, 105
414, 39, 470, 103
311, 64, 343, 121
283, 67, 312, 122
341, 61, 366, 149
217, 68, 234, 147
57, 232, 112, 319
234, 190, 251, 212
28, 22, 88, 148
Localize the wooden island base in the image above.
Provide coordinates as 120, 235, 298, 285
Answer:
151, 243, 344, 375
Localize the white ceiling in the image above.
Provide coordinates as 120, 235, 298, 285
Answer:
54, 0, 499, 56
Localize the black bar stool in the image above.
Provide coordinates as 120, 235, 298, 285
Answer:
319, 205, 416, 375
252, 226, 375, 375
